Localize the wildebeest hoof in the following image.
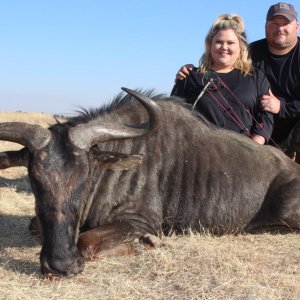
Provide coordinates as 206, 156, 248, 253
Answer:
133, 239, 145, 254
139, 233, 164, 248
41, 273, 63, 281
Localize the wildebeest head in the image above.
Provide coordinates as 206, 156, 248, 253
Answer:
0, 88, 161, 277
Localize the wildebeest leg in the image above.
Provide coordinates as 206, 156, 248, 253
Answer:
247, 177, 300, 232
0, 148, 28, 169
77, 223, 163, 260
295, 152, 300, 163
275, 180, 300, 230
285, 120, 300, 163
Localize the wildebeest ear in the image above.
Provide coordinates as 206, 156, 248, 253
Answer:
0, 148, 28, 169
93, 151, 143, 170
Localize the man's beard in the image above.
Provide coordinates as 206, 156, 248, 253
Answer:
268, 34, 290, 49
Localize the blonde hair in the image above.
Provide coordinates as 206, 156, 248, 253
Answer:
199, 14, 253, 75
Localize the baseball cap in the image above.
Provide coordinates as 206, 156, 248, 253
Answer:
266, 2, 298, 22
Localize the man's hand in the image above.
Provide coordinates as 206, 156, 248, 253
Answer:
260, 89, 281, 114
175, 64, 195, 80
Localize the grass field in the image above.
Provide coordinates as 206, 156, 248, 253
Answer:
0, 112, 299, 300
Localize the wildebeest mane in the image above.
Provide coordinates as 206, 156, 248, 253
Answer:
55, 89, 165, 127
51, 89, 214, 130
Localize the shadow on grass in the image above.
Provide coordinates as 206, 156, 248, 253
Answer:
0, 252, 41, 276
0, 175, 32, 194
248, 226, 300, 235
0, 214, 41, 276
0, 214, 39, 248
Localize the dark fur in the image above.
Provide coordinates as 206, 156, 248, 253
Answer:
1, 90, 300, 277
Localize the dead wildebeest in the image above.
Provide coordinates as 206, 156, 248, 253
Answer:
0, 87, 299, 277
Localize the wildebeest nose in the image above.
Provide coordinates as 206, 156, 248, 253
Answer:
66, 256, 84, 276
41, 254, 84, 277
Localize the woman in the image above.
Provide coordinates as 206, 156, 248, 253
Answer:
171, 14, 273, 144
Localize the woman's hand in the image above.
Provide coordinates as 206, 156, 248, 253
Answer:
175, 64, 195, 80
252, 134, 266, 144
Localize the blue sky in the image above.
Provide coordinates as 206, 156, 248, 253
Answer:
1, 0, 299, 114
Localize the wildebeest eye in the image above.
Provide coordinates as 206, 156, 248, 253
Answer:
94, 151, 143, 170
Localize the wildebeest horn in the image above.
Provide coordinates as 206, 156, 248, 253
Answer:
68, 88, 161, 151
0, 122, 51, 151
121, 87, 160, 131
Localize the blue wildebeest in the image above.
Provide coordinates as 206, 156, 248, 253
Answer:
0, 87, 299, 277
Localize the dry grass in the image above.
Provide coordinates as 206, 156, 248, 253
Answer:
0, 111, 59, 126
0, 112, 299, 300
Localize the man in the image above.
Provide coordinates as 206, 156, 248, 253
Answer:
176, 2, 300, 153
